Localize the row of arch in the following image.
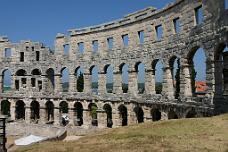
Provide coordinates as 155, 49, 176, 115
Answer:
0, 100, 198, 127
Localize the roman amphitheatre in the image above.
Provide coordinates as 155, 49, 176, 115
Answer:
0, 0, 228, 151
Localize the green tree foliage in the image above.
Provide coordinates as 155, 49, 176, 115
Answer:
175, 59, 180, 99
77, 72, 84, 92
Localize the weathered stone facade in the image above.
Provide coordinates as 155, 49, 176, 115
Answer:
0, 0, 227, 128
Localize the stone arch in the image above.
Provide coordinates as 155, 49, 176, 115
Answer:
74, 102, 83, 126
169, 56, 181, 99
46, 68, 55, 91
61, 67, 69, 92
152, 59, 163, 94
90, 65, 99, 93
16, 69, 27, 76
2, 69, 12, 92
30, 100, 40, 121
133, 106, 144, 123
45, 100, 54, 123
151, 108, 161, 121
88, 103, 98, 126
31, 69, 41, 75
168, 110, 178, 119
186, 108, 197, 118
104, 64, 113, 93
75, 66, 84, 92
15, 100, 25, 120
118, 104, 128, 126
1, 100, 11, 116
103, 104, 113, 128
119, 63, 129, 93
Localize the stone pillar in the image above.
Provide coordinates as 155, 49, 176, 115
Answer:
25, 107, 31, 123
97, 109, 106, 128
39, 108, 46, 124
145, 70, 156, 94
54, 108, 60, 125
98, 72, 106, 94
163, 67, 174, 98
55, 74, 62, 93
10, 102, 15, 121
84, 73, 91, 94
69, 74, 76, 93
113, 72, 122, 94
180, 65, 193, 98
128, 71, 138, 95
68, 108, 75, 126
143, 108, 152, 122
112, 108, 121, 127
128, 110, 137, 125
83, 109, 91, 128
0, 75, 2, 93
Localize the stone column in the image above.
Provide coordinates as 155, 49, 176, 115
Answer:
143, 108, 152, 122
145, 69, 156, 94
128, 70, 138, 95
69, 74, 76, 93
39, 108, 46, 124
54, 108, 60, 125
180, 64, 193, 98
128, 109, 137, 125
112, 108, 121, 127
83, 109, 91, 128
68, 108, 75, 126
83, 73, 91, 94
10, 101, 15, 121
163, 67, 174, 98
113, 71, 122, 94
98, 72, 106, 94
55, 74, 62, 93
25, 106, 31, 123
97, 109, 106, 128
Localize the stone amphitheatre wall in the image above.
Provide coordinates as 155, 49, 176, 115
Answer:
0, 0, 227, 128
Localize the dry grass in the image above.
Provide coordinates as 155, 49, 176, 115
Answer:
12, 114, 228, 152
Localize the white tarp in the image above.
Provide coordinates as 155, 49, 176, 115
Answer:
15, 135, 47, 146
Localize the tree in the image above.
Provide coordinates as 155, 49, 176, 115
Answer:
175, 59, 180, 99
77, 72, 84, 92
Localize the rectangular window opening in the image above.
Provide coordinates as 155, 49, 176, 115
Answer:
63, 44, 69, 55
92, 40, 98, 52
78, 42, 84, 54
20, 52, 24, 62
195, 5, 203, 25
226, 0, 228, 9
155, 25, 163, 41
15, 80, 19, 91
138, 31, 144, 44
22, 78, 27, 88
5, 48, 11, 58
173, 17, 180, 33
31, 78, 36, 87
36, 51, 40, 61
107, 37, 113, 49
122, 34, 129, 48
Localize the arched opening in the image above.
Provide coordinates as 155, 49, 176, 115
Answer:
90, 66, 98, 94
61, 68, 69, 92
134, 106, 144, 123
169, 57, 181, 99
188, 47, 207, 96
31, 69, 42, 91
30, 101, 40, 122
135, 62, 145, 94
15, 100, 25, 120
46, 68, 55, 91
186, 109, 197, 118
45, 101, 54, 123
74, 102, 83, 126
15, 69, 27, 90
88, 103, 98, 126
31, 69, 41, 75
215, 44, 228, 96
103, 104, 113, 128
118, 105, 128, 126
168, 110, 178, 119
152, 59, 163, 94
120, 63, 129, 93
1, 100, 10, 116
104, 65, 113, 93
75, 67, 84, 92
2, 69, 12, 92
59, 101, 69, 126
151, 108, 161, 121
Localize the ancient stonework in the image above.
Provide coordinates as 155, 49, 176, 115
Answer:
0, 0, 227, 128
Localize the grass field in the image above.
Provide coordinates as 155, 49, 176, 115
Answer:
13, 114, 228, 152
